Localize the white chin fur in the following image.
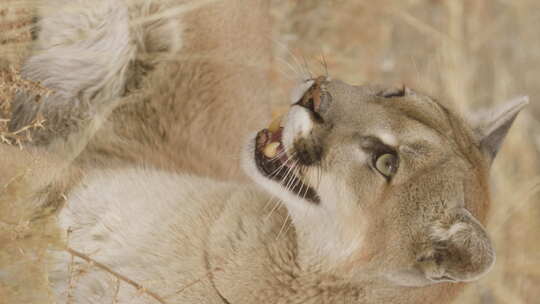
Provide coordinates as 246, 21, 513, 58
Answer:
242, 139, 364, 266
281, 105, 313, 152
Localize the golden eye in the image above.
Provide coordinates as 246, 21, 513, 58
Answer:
375, 153, 398, 177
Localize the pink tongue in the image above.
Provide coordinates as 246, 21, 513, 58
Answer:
270, 128, 283, 142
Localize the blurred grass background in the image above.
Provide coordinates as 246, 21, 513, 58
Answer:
1, 0, 539, 303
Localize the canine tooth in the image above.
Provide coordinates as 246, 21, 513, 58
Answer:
268, 115, 283, 133
263, 142, 280, 158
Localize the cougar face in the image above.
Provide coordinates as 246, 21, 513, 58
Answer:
244, 76, 526, 287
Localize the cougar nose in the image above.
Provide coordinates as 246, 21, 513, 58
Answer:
294, 76, 331, 119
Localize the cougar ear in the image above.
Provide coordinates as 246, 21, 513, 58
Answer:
473, 96, 529, 161
417, 209, 495, 283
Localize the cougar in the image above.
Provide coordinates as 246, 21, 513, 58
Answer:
0, 0, 527, 303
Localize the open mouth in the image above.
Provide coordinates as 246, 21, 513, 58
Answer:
254, 124, 320, 204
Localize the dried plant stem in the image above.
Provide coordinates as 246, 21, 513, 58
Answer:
112, 278, 121, 304
65, 247, 167, 304
66, 253, 75, 304
164, 266, 223, 299
391, 8, 452, 44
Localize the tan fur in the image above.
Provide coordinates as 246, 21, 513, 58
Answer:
0, 0, 527, 303
76, 0, 273, 181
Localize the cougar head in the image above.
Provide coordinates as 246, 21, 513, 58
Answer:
243, 76, 527, 286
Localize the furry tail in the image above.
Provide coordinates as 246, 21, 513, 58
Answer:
9, 0, 182, 152
10, 0, 134, 140
2, 0, 138, 245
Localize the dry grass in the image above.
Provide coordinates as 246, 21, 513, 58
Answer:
1, 0, 539, 303
0, 66, 50, 147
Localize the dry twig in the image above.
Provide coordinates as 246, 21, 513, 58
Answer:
65, 247, 168, 304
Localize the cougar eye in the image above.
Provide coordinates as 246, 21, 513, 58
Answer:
374, 153, 399, 177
